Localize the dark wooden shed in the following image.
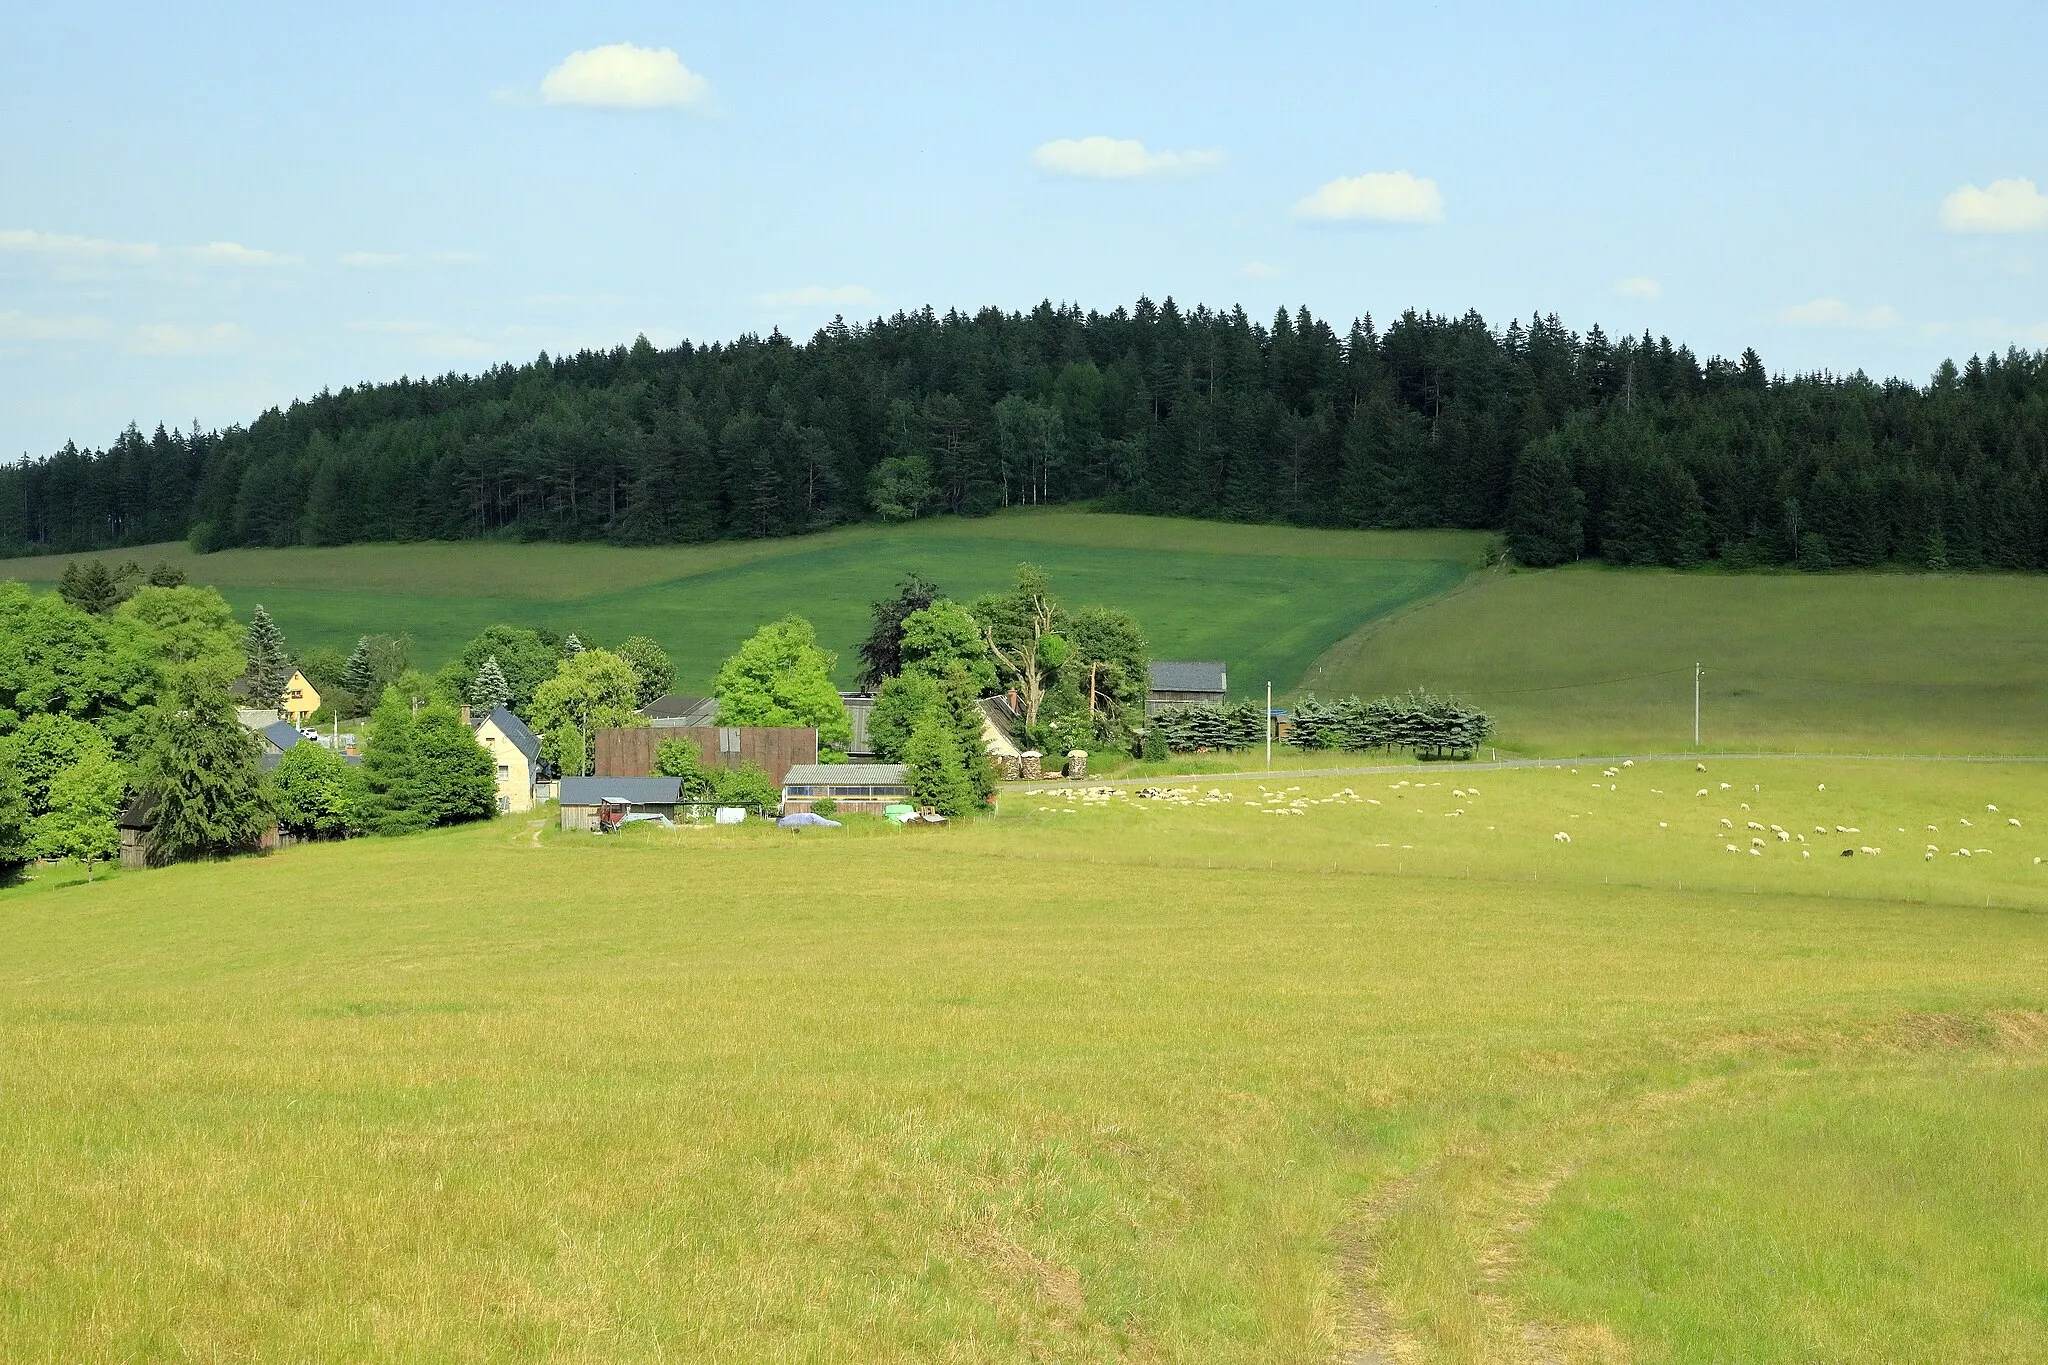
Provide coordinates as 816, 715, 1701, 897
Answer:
594, 726, 818, 787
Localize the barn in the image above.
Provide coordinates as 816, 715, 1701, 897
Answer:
780, 763, 911, 816
594, 725, 818, 787
1146, 660, 1229, 713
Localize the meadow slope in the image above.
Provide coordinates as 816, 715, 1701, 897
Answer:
0, 512, 1485, 695
4, 756, 2046, 1362
1307, 564, 2048, 756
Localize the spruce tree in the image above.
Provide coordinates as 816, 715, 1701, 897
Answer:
1506, 441, 1585, 566
244, 605, 293, 709
340, 636, 377, 702
470, 655, 512, 714
903, 716, 973, 816
562, 633, 586, 658
134, 675, 274, 863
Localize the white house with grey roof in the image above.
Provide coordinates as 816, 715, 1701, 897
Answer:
1146, 660, 1229, 713
473, 705, 544, 814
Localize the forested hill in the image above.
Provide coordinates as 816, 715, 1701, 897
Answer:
5, 300, 2046, 571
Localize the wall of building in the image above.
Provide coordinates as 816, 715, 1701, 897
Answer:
595, 726, 817, 786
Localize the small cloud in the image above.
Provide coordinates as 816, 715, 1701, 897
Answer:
192, 240, 299, 267
0, 309, 108, 343
1614, 275, 1662, 300
1780, 298, 1900, 328
129, 322, 245, 355
1240, 260, 1281, 278
1293, 171, 1444, 224
1940, 178, 2048, 234
342, 251, 408, 268
1030, 137, 1223, 180
0, 228, 160, 263
752, 284, 877, 310
540, 43, 711, 110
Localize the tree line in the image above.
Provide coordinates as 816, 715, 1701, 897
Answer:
6, 301, 2045, 571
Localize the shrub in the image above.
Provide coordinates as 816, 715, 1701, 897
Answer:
811, 797, 838, 816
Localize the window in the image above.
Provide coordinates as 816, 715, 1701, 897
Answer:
497, 765, 510, 780
497, 796, 510, 814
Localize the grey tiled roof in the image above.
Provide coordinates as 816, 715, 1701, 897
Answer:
481, 706, 542, 764
782, 763, 908, 788
1148, 660, 1228, 694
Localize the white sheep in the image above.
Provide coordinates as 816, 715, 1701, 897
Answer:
2010, 818, 2022, 828
1721, 817, 1735, 828
1725, 843, 1740, 853
1988, 804, 1999, 812
1748, 820, 1765, 830
1750, 847, 1763, 857
1696, 788, 1709, 797
1554, 831, 1572, 842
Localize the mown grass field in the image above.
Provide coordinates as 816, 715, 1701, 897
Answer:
0, 513, 1485, 695
5, 755, 2046, 1361
1310, 563, 2048, 756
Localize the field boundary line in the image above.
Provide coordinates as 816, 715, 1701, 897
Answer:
1027, 750, 2048, 791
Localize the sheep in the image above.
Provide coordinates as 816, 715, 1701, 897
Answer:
1696, 763, 1707, 772
1659, 821, 1669, 828
1835, 826, 1858, 834
1988, 804, 1999, 812
1741, 802, 1751, 810
1725, 843, 1740, 853
1860, 846, 1881, 855
1748, 820, 1765, 831
1623, 760, 1635, 767
1554, 831, 1572, 842
1818, 783, 1826, 791
1696, 788, 1709, 797
1720, 782, 1733, 790
1721, 817, 1735, 828
1776, 830, 1790, 842
1960, 817, 1973, 827
2010, 818, 2022, 828
1750, 846, 1763, 856
1751, 837, 1766, 847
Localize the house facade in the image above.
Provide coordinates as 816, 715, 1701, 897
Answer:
473, 706, 543, 814
280, 670, 322, 725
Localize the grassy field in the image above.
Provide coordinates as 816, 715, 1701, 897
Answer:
1308, 563, 2048, 756
0, 513, 1485, 695
4, 755, 2045, 1361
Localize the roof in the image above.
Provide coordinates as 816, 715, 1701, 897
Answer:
641, 693, 718, 724
262, 720, 305, 752
782, 763, 908, 788
558, 776, 682, 806
477, 706, 541, 763
117, 791, 159, 831
1148, 660, 1228, 694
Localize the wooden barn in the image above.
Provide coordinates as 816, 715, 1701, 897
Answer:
1146, 660, 1229, 714
780, 764, 911, 816
594, 725, 818, 786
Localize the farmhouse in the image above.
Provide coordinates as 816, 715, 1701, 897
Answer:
472, 705, 544, 813
256, 719, 304, 771
1147, 660, 1228, 713
279, 669, 321, 725
781, 763, 911, 815
557, 776, 683, 832
595, 725, 818, 787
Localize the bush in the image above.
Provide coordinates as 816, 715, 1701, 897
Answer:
811, 797, 838, 816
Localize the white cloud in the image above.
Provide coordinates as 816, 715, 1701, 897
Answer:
1940, 178, 2048, 234
0, 228, 160, 263
1614, 275, 1662, 300
0, 309, 109, 343
129, 322, 246, 355
1293, 171, 1444, 224
753, 284, 877, 310
1780, 298, 1901, 329
192, 240, 298, 267
1030, 137, 1222, 180
541, 43, 711, 110
1240, 260, 1281, 278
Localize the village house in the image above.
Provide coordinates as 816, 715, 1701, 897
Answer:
557, 776, 683, 832
472, 705, 545, 814
279, 669, 321, 726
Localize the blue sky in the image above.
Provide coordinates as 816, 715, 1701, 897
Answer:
3, 1, 2045, 459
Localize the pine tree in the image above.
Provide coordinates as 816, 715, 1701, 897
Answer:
244, 605, 293, 709
470, 655, 512, 714
1506, 441, 1585, 566
562, 633, 586, 658
903, 716, 973, 816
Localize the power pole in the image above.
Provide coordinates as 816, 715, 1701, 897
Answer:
1694, 663, 1702, 746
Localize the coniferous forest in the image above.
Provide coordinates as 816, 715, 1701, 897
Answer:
5, 300, 2046, 571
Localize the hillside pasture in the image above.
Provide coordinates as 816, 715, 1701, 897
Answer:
0, 512, 1485, 695
3, 755, 2045, 1361
1307, 564, 2048, 756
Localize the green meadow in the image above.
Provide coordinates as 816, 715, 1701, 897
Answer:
1308, 563, 2048, 756
5, 756, 2046, 1361
0, 512, 1485, 695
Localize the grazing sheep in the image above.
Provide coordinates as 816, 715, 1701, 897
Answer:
1696, 788, 1709, 797
1623, 759, 1635, 767
1777, 830, 1790, 841
1697, 763, 1707, 772
1988, 804, 1999, 812
1720, 782, 1733, 790
1554, 831, 1572, 842
1725, 843, 1740, 853
1818, 784, 1826, 791
1841, 849, 1855, 857
1721, 818, 1735, 828
1751, 837, 1766, 847
1659, 821, 1669, 828
2010, 818, 2022, 828
1748, 821, 1765, 831
1860, 846, 1881, 855
1750, 847, 1764, 856
1961, 817, 1973, 827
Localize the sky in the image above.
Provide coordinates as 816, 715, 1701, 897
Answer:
3, 1, 2046, 460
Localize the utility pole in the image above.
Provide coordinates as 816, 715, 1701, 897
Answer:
1266, 681, 1273, 771
1694, 663, 1702, 746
